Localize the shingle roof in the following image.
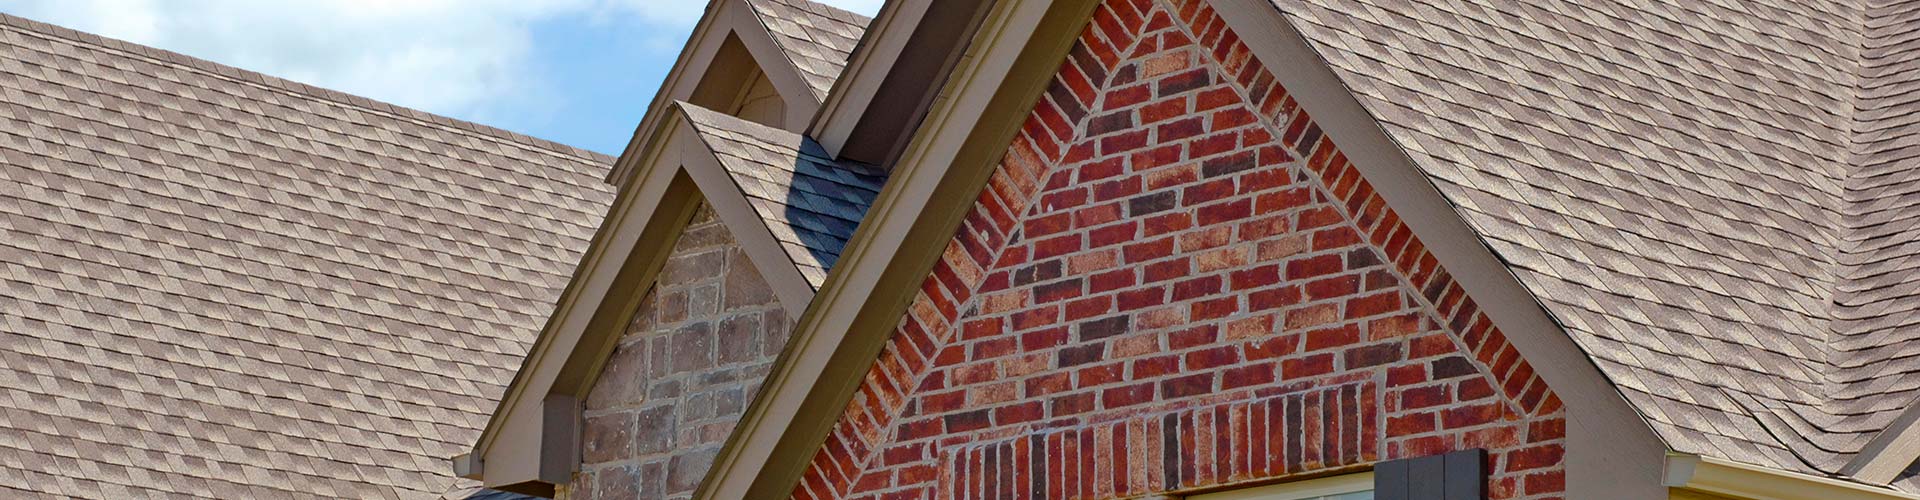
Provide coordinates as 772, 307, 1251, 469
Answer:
745, 0, 871, 100
679, 102, 885, 288
1268, 0, 1920, 482
0, 13, 613, 498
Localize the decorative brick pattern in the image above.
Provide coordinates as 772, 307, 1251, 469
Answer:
945, 381, 1376, 499
791, 0, 1565, 499
566, 203, 791, 500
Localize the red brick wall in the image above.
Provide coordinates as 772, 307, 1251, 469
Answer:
791, 0, 1566, 498
567, 203, 790, 500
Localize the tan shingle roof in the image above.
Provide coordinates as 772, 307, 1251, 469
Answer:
745, 0, 870, 100
1269, 0, 1920, 482
680, 102, 884, 288
0, 13, 613, 498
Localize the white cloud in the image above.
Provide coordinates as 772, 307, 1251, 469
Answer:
0, 0, 884, 122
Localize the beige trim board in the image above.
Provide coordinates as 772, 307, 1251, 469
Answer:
465, 123, 693, 488
1188, 472, 1374, 500
462, 105, 821, 491
607, 0, 821, 185
1667, 454, 1920, 500
807, 0, 927, 157
691, 0, 1100, 498
1845, 402, 1920, 484
1209, 1, 1667, 497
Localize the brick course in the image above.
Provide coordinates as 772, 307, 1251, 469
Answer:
791, 0, 1566, 498
567, 203, 790, 500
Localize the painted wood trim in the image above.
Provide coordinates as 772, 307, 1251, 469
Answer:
1207, 1, 1670, 498
673, 107, 820, 315
729, 1, 824, 130
1189, 472, 1375, 500
466, 115, 696, 488
808, 0, 928, 157
1668, 454, 1920, 500
1845, 402, 1920, 484
609, 0, 823, 185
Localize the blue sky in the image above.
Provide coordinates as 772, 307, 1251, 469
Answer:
0, 0, 882, 155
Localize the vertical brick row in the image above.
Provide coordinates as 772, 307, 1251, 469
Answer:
945, 382, 1373, 499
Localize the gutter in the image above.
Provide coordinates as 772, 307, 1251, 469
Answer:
1665, 453, 1920, 500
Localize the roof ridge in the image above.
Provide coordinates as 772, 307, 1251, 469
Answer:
0, 12, 614, 167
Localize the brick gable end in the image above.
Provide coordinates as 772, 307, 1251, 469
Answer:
793, 1, 1566, 499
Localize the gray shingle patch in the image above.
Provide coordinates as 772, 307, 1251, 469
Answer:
679, 102, 884, 290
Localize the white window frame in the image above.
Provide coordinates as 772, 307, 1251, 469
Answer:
1186, 472, 1374, 500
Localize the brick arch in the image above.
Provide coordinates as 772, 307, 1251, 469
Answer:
793, 1, 1566, 499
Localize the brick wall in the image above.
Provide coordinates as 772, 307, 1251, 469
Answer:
566, 203, 791, 500
790, 0, 1566, 499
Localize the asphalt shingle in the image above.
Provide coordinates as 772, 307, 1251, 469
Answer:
1268, 0, 1920, 482
679, 102, 885, 288
745, 0, 870, 100
0, 13, 614, 498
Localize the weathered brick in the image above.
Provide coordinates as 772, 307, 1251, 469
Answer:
571, 204, 791, 500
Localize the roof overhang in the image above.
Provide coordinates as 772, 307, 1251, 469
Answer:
1668, 453, 1920, 500
459, 104, 816, 494
606, 0, 822, 186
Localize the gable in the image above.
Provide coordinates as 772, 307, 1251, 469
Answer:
789, 1, 1566, 498
567, 201, 792, 499
463, 102, 883, 494
1268, 0, 1920, 480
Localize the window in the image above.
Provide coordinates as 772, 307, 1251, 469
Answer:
1188, 472, 1374, 500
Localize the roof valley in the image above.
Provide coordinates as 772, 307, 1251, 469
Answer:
1826, 0, 1920, 432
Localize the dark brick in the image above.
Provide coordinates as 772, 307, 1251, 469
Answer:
1201, 151, 1255, 177
1077, 315, 1131, 341
1127, 190, 1179, 216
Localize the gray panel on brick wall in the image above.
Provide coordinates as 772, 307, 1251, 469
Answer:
1374, 448, 1485, 500
1375, 459, 1409, 500
1443, 449, 1486, 500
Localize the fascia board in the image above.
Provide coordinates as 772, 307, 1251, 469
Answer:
1668, 454, 1920, 500
806, 0, 929, 157
465, 113, 692, 487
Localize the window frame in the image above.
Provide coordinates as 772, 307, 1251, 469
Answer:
1187, 472, 1375, 500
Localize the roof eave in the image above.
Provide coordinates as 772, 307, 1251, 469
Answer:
1669, 453, 1920, 500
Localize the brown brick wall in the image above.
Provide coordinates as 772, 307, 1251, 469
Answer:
790, 0, 1566, 499
565, 203, 790, 500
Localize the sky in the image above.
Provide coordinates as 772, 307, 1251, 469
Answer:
0, 0, 884, 155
